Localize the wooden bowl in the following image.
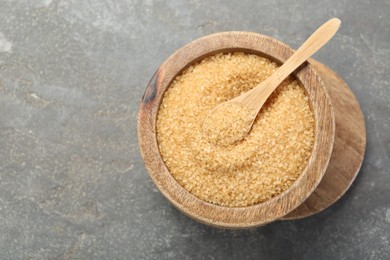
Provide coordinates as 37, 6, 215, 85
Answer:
138, 32, 335, 228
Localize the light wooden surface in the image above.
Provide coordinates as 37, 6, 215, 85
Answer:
138, 32, 335, 228
281, 59, 366, 220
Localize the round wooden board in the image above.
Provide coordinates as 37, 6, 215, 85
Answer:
281, 59, 366, 220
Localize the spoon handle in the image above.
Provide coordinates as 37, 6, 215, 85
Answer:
273, 18, 341, 86
236, 18, 341, 112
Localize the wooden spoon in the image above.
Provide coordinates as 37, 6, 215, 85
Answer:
203, 18, 341, 146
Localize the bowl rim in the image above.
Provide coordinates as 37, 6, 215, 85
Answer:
138, 31, 335, 228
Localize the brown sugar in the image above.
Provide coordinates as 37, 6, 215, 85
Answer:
156, 52, 315, 207
203, 102, 253, 146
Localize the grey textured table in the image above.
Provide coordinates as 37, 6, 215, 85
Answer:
0, 0, 389, 259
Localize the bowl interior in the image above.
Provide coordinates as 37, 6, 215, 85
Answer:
138, 32, 335, 228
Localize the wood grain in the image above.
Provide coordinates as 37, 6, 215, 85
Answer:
138, 32, 335, 228
281, 59, 366, 220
